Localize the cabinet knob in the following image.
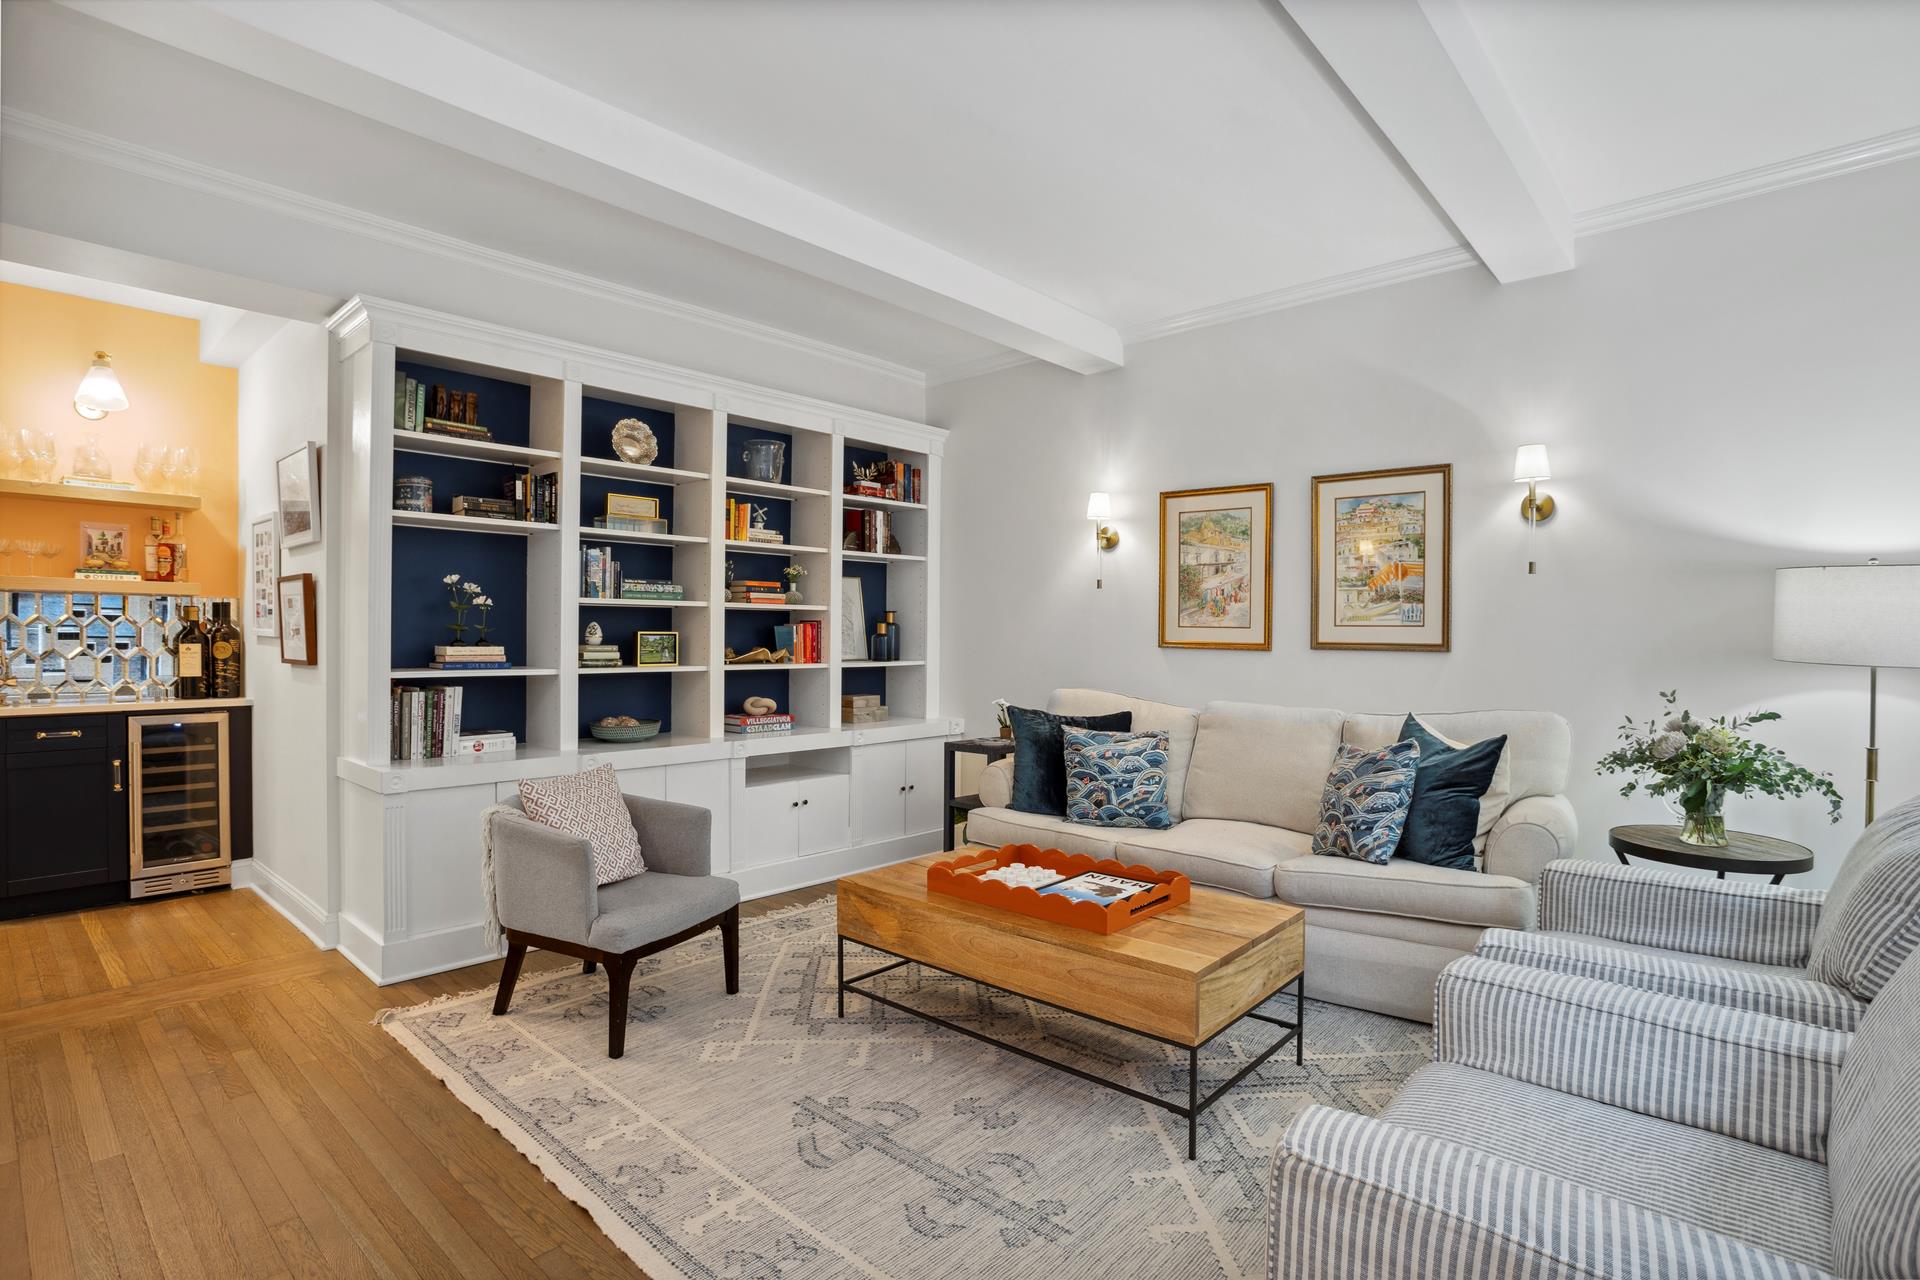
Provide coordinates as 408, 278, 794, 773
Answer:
907, 784, 915, 792
790, 800, 798, 808
802, 798, 809, 806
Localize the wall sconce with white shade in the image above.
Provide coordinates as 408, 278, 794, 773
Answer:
1513, 444, 1554, 575
1086, 491, 1118, 589
73, 351, 129, 420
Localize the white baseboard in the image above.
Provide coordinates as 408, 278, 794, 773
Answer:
337, 911, 501, 987
235, 858, 339, 949
729, 829, 942, 900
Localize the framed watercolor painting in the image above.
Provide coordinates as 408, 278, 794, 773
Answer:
1158, 483, 1273, 650
276, 443, 321, 548
1310, 463, 1451, 652
277, 573, 317, 665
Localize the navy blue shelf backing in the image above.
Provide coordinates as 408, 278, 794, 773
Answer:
392, 526, 527, 668
581, 397, 675, 470
724, 667, 789, 717
726, 421, 793, 485
396, 359, 531, 448
579, 670, 673, 741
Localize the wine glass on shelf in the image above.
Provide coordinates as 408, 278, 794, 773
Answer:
26, 431, 57, 482
169, 446, 200, 495
1, 429, 24, 479
134, 444, 162, 490
17, 539, 43, 576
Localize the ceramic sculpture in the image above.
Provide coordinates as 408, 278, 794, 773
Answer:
611, 418, 660, 465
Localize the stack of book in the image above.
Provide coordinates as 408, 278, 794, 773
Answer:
452, 495, 519, 521
724, 712, 794, 737
73, 568, 142, 581
582, 546, 628, 598
845, 459, 922, 504
774, 620, 824, 664
843, 693, 888, 724
455, 729, 516, 760
844, 509, 899, 554
423, 417, 492, 442
728, 579, 789, 604
725, 498, 786, 544
579, 643, 622, 669
620, 579, 684, 601
394, 375, 490, 440
390, 685, 463, 759
430, 645, 510, 670
506, 471, 558, 523
592, 515, 669, 534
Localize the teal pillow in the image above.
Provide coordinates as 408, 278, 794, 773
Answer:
1008, 705, 1133, 815
1062, 729, 1173, 830
1396, 715, 1507, 870
1313, 740, 1420, 864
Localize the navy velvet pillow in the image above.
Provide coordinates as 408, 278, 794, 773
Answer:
1395, 715, 1508, 870
1008, 705, 1133, 815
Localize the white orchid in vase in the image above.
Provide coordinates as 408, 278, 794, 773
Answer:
442, 573, 487, 644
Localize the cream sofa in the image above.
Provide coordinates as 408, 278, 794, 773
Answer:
968, 688, 1577, 1021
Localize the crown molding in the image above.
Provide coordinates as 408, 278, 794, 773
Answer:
1571, 125, 1920, 237
925, 348, 1047, 389
0, 109, 928, 393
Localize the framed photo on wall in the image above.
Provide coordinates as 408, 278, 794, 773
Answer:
276, 443, 321, 548
277, 573, 317, 665
1310, 463, 1450, 651
1158, 483, 1274, 650
250, 516, 278, 637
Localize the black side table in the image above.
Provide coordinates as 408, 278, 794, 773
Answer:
944, 736, 1015, 849
1607, 824, 1815, 885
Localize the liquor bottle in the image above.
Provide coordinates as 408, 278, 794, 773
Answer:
170, 604, 210, 700
167, 510, 189, 582
143, 517, 161, 579
208, 600, 245, 698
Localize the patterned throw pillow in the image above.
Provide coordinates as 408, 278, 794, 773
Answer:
1313, 740, 1421, 864
1808, 794, 1920, 1001
518, 764, 645, 886
1062, 729, 1174, 830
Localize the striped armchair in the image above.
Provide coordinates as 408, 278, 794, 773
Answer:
1267, 950, 1920, 1279
1475, 795, 1920, 1032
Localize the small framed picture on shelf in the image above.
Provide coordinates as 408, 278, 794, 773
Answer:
634, 630, 679, 666
277, 573, 317, 665
78, 521, 130, 570
605, 493, 660, 521
277, 442, 321, 548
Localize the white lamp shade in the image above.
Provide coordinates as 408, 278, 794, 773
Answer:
1085, 491, 1112, 521
1773, 565, 1920, 668
1512, 444, 1551, 483
74, 352, 129, 415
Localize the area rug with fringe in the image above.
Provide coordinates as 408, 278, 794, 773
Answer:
379, 897, 1430, 1280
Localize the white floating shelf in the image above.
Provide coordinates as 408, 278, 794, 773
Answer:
392, 510, 558, 535
0, 478, 202, 511
576, 597, 707, 608
841, 550, 926, 563
723, 477, 830, 499
0, 574, 207, 597
578, 457, 710, 485
723, 602, 829, 612
724, 539, 829, 554
578, 526, 709, 546
389, 667, 559, 678
840, 493, 925, 513
393, 434, 559, 465
841, 660, 927, 668
577, 665, 708, 676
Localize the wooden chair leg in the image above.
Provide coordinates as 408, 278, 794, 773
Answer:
606, 955, 637, 1058
720, 904, 740, 995
493, 942, 527, 1016
582, 959, 597, 975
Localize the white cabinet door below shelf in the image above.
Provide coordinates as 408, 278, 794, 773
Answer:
733, 780, 800, 870
664, 760, 732, 875
903, 737, 944, 837
797, 775, 851, 856
850, 742, 907, 846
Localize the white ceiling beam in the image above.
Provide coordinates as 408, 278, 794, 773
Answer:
59, 0, 1124, 373
1281, 0, 1574, 283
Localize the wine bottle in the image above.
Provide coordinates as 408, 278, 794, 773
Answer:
209, 600, 245, 698
171, 604, 209, 700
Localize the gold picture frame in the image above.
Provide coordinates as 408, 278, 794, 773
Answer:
605, 493, 661, 521
634, 630, 679, 666
1310, 463, 1451, 652
1158, 483, 1274, 650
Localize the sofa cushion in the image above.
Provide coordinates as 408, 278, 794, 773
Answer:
1830, 951, 1920, 1280
1049, 689, 1199, 820
1808, 793, 1920, 1002
1344, 708, 1570, 800
1007, 705, 1132, 815
1311, 740, 1420, 865
1273, 853, 1532, 929
1111, 820, 1311, 899
1383, 1062, 1832, 1271
1062, 729, 1173, 829
1395, 715, 1507, 869
961, 806, 1120, 860
518, 764, 644, 886
1184, 707, 1344, 832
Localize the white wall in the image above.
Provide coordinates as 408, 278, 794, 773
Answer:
932, 159, 1920, 889
237, 319, 339, 942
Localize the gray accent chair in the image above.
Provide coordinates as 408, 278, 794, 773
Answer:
1267, 950, 1920, 1279
489, 794, 740, 1057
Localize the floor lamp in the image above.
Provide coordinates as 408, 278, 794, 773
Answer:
1773, 563, 1920, 825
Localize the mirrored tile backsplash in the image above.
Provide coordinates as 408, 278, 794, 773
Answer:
2, 589, 194, 706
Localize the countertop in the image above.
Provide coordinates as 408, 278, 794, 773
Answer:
0, 698, 252, 719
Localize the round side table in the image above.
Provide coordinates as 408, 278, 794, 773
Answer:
1607, 824, 1814, 885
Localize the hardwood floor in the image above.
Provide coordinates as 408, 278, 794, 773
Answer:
0, 881, 832, 1279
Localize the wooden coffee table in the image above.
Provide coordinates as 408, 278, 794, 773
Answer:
836, 854, 1306, 1159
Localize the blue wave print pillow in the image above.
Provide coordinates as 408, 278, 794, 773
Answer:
1312, 739, 1420, 864
1062, 728, 1174, 830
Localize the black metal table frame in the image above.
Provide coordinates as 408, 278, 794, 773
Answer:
837, 935, 1303, 1160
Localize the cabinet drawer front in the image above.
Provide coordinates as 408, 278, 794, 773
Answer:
8, 716, 108, 754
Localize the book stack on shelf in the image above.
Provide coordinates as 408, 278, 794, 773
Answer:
846, 458, 922, 504
391, 685, 463, 759
844, 509, 901, 554
591, 514, 669, 534
396, 376, 489, 440
725, 498, 785, 545
774, 621, 824, 664
727, 578, 788, 604
724, 711, 793, 738
455, 729, 517, 759
582, 546, 648, 598
580, 641, 622, 669
617, 579, 684, 602
431, 644, 510, 671
843, 693, 888, 723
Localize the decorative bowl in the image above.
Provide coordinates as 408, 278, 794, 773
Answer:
590, 718, 661, 742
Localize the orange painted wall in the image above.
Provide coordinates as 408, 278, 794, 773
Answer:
0, 283, 240, 597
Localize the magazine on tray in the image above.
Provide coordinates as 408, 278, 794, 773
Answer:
1034, 871, 1161, 904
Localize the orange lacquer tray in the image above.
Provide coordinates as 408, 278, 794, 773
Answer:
927, 843, 1191, 934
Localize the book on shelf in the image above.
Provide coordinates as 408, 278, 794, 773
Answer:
844, 508, 901, 554
728, 591, 790, 604
744, 529, 785, 545
60, 476, 136, 490
423, 419, 493, 441
72, 569, 143, 580
428, 661, 514, 670
724, 722, 793, 736
450, 496, 518, 520
725, 713, 794, 726
772, 620, 823, 664
844, 458, 922, 504
454, 729, 516, 760
395, 376, 418, 431
592, 515, 670, 534
435, 645, 505, 658
619, 581, 684, 600
389, 684, 464, 760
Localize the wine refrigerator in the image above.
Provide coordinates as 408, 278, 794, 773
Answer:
129, 712, 233, 898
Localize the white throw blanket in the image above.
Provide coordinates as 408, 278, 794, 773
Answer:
478, 803, 521, 951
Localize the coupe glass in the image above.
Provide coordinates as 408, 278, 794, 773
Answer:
17, 539, 43, 575
0, 538, 13, 573
42, 544, 63, 575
